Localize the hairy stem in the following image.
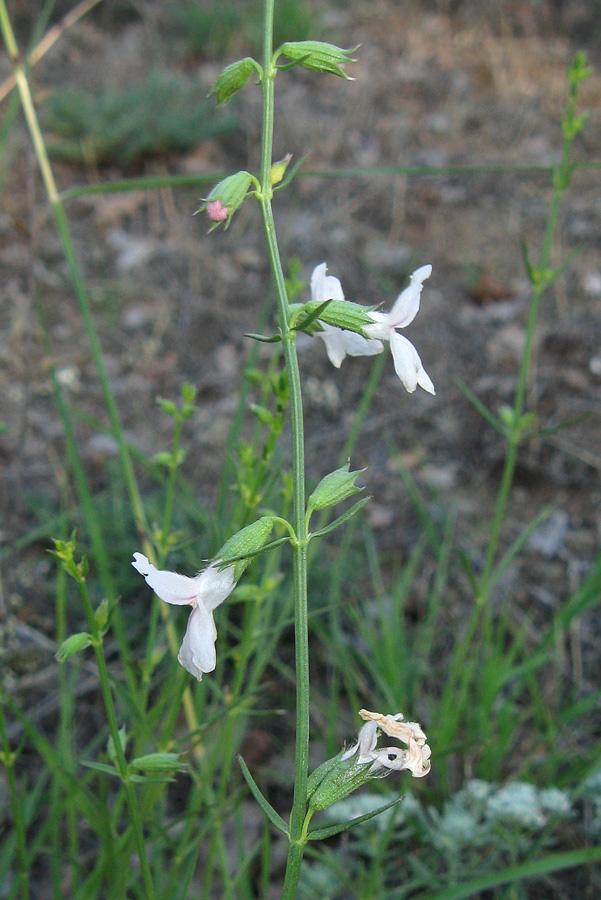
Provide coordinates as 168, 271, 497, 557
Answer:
258, 2, 310, 896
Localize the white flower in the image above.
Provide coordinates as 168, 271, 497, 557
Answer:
132, 553, 236, 681
341, 708, 432, 778
310, 263, 383, 367
309, 262, 435, 395
365, 264, 435, 395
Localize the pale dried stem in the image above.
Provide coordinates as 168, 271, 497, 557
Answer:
0, 0, 103, 105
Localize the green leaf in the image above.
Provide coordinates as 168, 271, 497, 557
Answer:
128, 773, 175, 784
250, 404, 275, 427
308, 796, 404, 841
157, 397, 178, 417
291, 298, 333, 333
107, 726, 127, 763
307, 463, 364, 514
129, 752, 185, 773
55, 632, 92, 662
244, 332, 282, 343
209, 57, 260, 105
310, 497, 371, 539
520, 237, 536, 284
82, 761, 121, 778
94, 598, 110, 632
279, 41, 356, 79
452, 376, 504, 435
237, 755, 288, 834
418, 844, 601, 900
152, 450, 176, 469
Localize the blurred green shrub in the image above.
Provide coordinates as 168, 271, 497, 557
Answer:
170, 0, 314, 56
42, 71, 238, 166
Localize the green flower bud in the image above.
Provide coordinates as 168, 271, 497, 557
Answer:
56, 632, 92, 662
209, 58, 260, 106
279, 41, 356, 79
307, 463, 364, 514
130, 752, 185, 773
309, 751, 374, 811
197, 171, 253, 230
269, 152, 292, 186
217, 516, 275, 579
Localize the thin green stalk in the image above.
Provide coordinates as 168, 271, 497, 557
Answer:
434, 60, 591, 786
258, 3, 310, 896
53, 517, 81, 897
71, 570, 156, 900
479, 67, 585, 595
0, 694, 30, 900
158, 415, 185, 566
58, 161, 601, 203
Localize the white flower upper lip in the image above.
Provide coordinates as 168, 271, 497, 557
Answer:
132, 553, 236, 681
310, 262, 435, 395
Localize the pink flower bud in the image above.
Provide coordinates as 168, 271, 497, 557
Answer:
207, 199, 230, 222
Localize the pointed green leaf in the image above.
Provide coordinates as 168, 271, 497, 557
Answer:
107, 726, 127, 763
130, 752, 185, 773
310, 497, 371, 539
308, 796, 404, 840
237, 754, 288, 834
82, 761, 121, 778
452, 376, 504, 435
55, 632, 92, 662
520, 237, 536, 284
292, 298, 333, 333
244, 332, 282, 343
94, 598, 110, 632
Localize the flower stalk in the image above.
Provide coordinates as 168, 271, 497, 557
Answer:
258, 2, 310, 896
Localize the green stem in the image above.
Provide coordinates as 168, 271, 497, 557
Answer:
479, 88, 580, 596
0, 692, 30, 900
158, 416, 185, 566
259, 3, 310, 897
74, 574, 156, 900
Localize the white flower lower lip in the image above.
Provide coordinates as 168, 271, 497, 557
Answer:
131, 553, 236, 681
